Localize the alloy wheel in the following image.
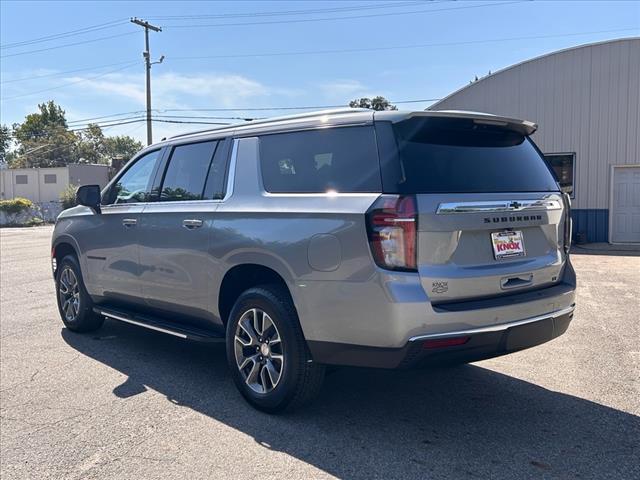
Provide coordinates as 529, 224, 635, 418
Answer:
234, 308, 284, 394
58, 267, 80, 322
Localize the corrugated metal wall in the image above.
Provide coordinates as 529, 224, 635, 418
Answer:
430, 38, 640, 242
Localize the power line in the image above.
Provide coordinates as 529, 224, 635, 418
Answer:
153, 114, 259, 121
170, 27, 640, 61
147, 1, 426, 20
16, 117, 229, 161
3, 26, 633, 89
70, 118, 148, 131
117, 119, 147, 138
0, 1, 423, 50
7, 99, 443, 140
67, 112, 254, 125
4, 26, 633, 93
11, 117, 232, 139
0, 30, 138, 59
59, 99, 445, 125
15, 99, 444, 135
153, 118, 231, 126
0, 60, 139, 85
157, 100, 443, 113
163, 1, 522, 29
0, 19, 129, 49
7, 117, 148, 138
1, 62, 141, 101
67, 111, 148, 125
19, 142, 76, 159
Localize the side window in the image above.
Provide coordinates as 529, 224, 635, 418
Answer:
259, 126, 381, 193
160, 141, 217, 202
203, 138, 230, 200
110, 150, 161, 205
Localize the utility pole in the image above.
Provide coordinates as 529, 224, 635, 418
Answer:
130, 17, 162, 146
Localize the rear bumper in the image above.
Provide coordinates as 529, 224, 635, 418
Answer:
308, 304, 575, 369
299, 259, 576, 354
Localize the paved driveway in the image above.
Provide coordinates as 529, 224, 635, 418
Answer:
1, 226, 638, 479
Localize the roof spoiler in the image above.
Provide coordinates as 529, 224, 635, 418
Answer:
397, 110, 538, 136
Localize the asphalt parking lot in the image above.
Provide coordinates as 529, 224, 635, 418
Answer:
1, 225, 638, 480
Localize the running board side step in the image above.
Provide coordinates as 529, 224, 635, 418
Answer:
94, 307, 225, 342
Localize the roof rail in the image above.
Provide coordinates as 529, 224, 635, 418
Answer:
168, 107, 368, 140
168, 124, 234, 140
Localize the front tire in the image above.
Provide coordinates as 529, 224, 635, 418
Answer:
55, 255, 104, 333
226, 285, 325, 413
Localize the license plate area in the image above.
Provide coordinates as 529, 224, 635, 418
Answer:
491, 230, 525, 260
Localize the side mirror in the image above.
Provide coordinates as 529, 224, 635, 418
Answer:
76, 185, 102, 213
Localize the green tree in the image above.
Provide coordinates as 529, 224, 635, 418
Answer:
10, 101, 76, 168
75, 126, 142, 166
0, 125, 11, 166
103, 135, 143, 164
75, 123, 106, 164
349, 96, 397, 111
8, 101, 144, 169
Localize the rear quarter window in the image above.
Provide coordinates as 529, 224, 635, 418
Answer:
259, 126, 381, 193
378, 117, 559, 194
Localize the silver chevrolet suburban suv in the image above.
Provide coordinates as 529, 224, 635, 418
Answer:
51, 109, 576, 412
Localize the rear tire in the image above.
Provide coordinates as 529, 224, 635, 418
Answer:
55, 255, 104, 333
226, 285, 325, 413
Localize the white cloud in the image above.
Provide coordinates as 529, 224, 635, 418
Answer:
56, 71, 278, 143
317, 79, 370, 98
156, 72, 267, 106
73, 76, 146, 104
67, 71, 270, 109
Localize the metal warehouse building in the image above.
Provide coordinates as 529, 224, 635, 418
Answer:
430, 38, 640, 243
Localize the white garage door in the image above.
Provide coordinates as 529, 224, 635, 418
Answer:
611, 166, 640, 243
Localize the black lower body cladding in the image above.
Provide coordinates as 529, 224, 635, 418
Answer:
308, 309, 574, 370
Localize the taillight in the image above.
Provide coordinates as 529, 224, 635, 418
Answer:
366, 195, 417, 271
562, 193, 572, 254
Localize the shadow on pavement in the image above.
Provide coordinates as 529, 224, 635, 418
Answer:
62, 320, 639, 480
571, 243, 640, 257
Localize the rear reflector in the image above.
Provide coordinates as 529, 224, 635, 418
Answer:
423, 336, 470, 349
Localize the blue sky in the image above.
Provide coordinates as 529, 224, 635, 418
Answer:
1, 0, 639, 143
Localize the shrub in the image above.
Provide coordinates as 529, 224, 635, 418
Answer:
0, 197, 33, 224
59, 184, 77, 210
24, 217, 44, 227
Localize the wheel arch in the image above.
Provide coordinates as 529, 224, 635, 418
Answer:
218, 263, 297, 330
52, 235, 82, 276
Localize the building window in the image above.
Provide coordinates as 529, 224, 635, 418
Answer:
44, 174, 57, 184
15, 175, 28, 185
544, 153, 575, 197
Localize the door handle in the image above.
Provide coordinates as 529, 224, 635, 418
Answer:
183, 219, 203, 229
122, 218, 137, 227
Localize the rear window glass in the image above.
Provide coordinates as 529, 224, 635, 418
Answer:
381, 117, 559, 193
259, 126, 381, 193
